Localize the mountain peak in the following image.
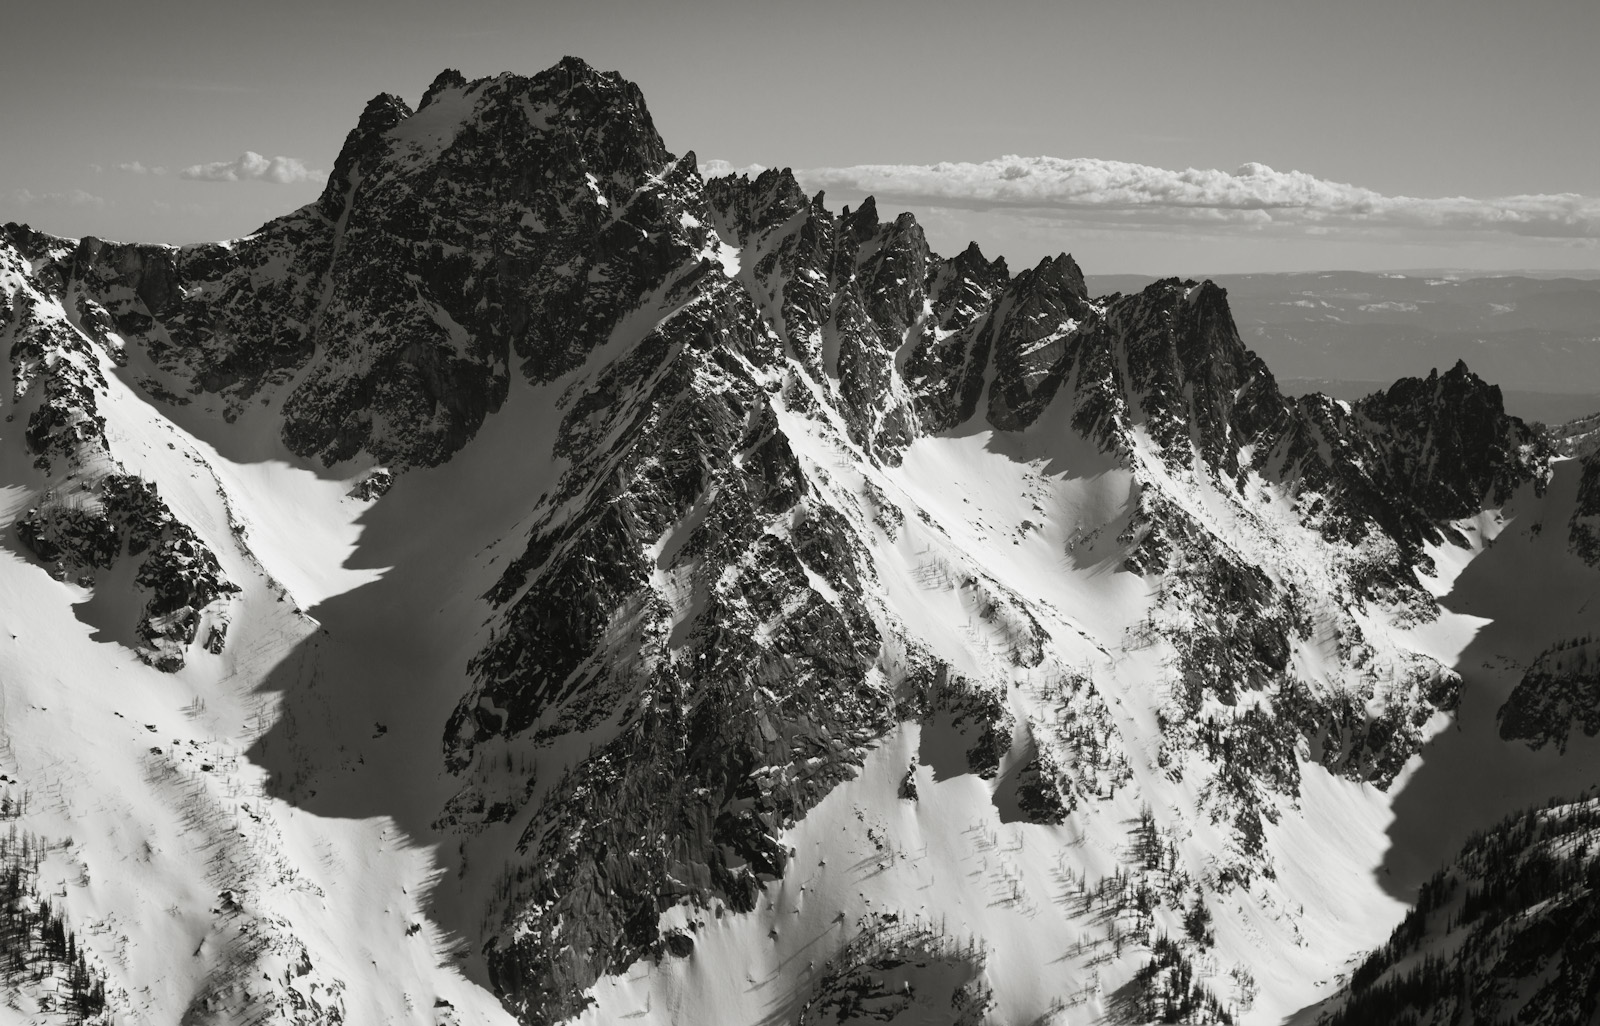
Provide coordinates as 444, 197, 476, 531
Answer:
417, 68, 467, 109
317, 91, 412, 219
1032, 252, 1087, 300
842, 194, 880, 240
703, 165, 810, 238
1356, 358, 1548, 525
527, 55, 653, 114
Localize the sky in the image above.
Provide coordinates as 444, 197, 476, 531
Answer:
2, 0, 1597, 275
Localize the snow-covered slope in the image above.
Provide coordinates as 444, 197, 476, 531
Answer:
3, 57, 1598, 1026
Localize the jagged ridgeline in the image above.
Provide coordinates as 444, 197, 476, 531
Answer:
0, 57, 1575, 1026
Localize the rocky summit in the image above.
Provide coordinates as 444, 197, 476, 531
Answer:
1, 58, 1598, 1026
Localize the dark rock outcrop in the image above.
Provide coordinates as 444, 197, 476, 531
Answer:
1355, 360, 1552, 535
1499, 635, 1600, 752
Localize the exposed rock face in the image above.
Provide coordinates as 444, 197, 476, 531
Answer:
980, 254, 1091, 432
6, 214, 330, 423
1274, 363, 1545, 588
902, 240, 1010, 432
1499, 635, 1600, 752
444, 264, 890, 1020
703, 175, 935, 464
1354, 360, 1552, 538
1047, 279, 1287, 472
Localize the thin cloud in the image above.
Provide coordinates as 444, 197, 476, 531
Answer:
179, 151, 323, 185
9, 188, 106, 209
113, 161, 168, 176
710, 156, 1600, 241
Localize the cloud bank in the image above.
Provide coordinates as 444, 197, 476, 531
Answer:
180, 151, 323, 185
704, 156, 1600, 240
